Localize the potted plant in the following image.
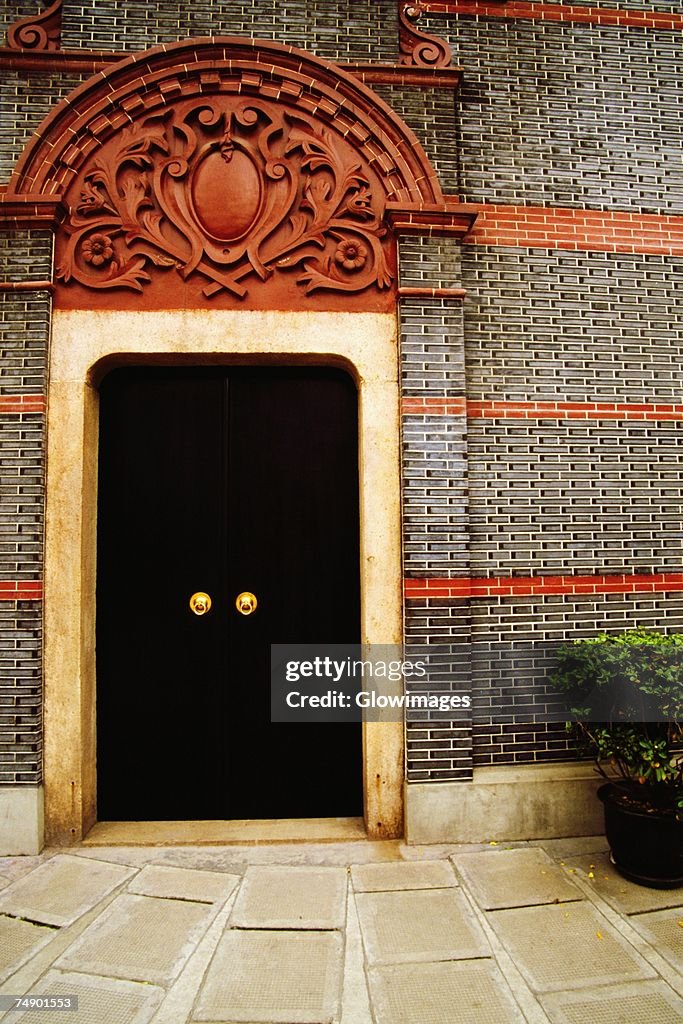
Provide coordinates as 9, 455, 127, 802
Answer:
551, 628, 683, 888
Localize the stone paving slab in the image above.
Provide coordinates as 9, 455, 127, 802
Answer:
127, 864, 240, 904
56, 893, 212, 985
11, 969, 165, 1024
230, 865, 347, 930
0, 855, 134, 927
368, 958, 526, 1024
540, 837, 610, 861
0, 914, 54, 984
630, 908, 683, 973
490, 901, 655, 993
355, 888, 489, 965
193, 929, 343, 1023
0, 855, 56, 885
563, 852, 683, 916
351, 859, 456, 892
452, 848, 582, 910
541, 980, 683, 1024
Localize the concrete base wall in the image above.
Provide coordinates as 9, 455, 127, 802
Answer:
405, 763, 605, 844
0, 786, 44, 855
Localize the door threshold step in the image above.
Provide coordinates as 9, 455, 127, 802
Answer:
82, 817, 367, 846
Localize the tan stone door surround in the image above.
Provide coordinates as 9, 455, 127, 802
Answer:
44, 311, 403, 842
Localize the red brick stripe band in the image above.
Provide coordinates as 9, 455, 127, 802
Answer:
422, 2, 683, 31
0, 581, 43, 600
462, 204, 683, 256
0, 280, 54, 292
0, 395, 45, 413
10, 576, 682, 601
6, 576, 680, 601
398, 286, 467, 300
405, 574, 683, 599
403, 397, 468, 415
402, 398, 683, 421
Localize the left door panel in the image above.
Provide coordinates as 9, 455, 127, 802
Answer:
97, 369, 227, 819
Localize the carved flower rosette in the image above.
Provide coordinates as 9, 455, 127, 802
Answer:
57, 101, 393, 300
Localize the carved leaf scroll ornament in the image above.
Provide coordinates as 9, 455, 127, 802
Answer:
56, 101, 393, 300
398, 2, 452, 69
6, 0, 62, 51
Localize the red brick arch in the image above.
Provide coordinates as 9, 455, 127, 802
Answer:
10, 36, 442, 203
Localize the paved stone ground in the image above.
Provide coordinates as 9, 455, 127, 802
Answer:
1, 835, 683, 1023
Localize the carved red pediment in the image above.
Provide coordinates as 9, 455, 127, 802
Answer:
9, 38, 446, 312
55, 97, 394, 307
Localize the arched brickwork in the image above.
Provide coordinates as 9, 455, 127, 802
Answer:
10, 37, 442, 200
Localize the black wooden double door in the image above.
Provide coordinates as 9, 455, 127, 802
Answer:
96, 366, 362, 821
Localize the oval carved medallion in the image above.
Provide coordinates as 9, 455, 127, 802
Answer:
190, 145, 263, 244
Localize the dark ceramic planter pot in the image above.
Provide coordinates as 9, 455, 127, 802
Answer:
598, 782, 683, 889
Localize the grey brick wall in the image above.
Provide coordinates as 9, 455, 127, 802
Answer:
399, 238, 468, 581
457, 236, 683, 768
399, 237, 473, 780
0, 603, 42, 785
400, 305, 465, 398
407, 589, 683, 773
0, 409, 44, 574
429, 16, 683, 214
375, 85, 459, 194
61, 0, 398, 60
462, 241, 683, 634
400, 232, 683, 774
0, 230, 52, 287
0, 231, 51, 785
402, 412, 469, 579
403, 600, 473, 782
468, 419, 683, 577
0, 72, 83, 185
470, 593, 683, 766
462, 248, 683, 404
399, 236, 463, 292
